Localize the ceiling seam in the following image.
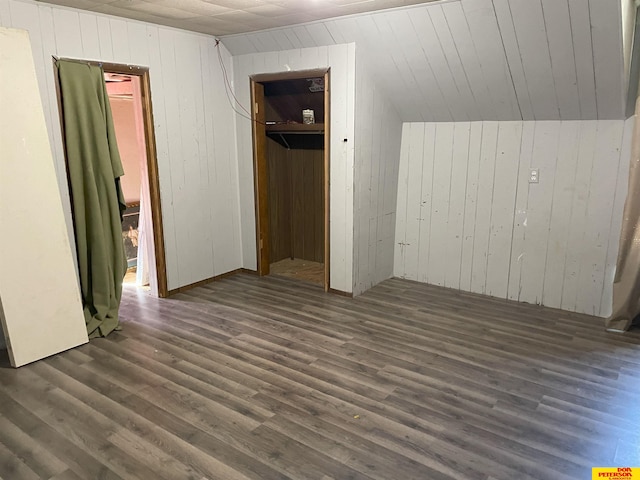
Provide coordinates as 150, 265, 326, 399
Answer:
566, 0, 582, 119
440, 5, 481, 121
539, 0, 562, 121
490, 0, 523, 121
587, 0, 599, 119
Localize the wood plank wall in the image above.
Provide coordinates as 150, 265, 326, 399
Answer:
267, 136, 324, 264
233, 44, 356, 293
290, 145, 324, 263
394, 119, 634, 317
267, 138, 292, 263
0, 0, 242, 291
353, 57, 403, 295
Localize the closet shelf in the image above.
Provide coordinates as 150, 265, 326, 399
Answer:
266, 123, 325, 134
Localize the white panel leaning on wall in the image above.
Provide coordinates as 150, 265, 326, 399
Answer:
394, 119, 632, 317
0, 26, 88, 367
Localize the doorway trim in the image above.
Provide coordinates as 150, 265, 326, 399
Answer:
250, 68, 330, 291
54, 59, 168, 298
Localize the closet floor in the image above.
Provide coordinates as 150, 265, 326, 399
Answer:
270, 258, 324, 286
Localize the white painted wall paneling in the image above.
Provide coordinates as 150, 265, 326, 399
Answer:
485, 121, 522, 297
540, 121, 580, 309
621, 0, 636, 95
517, 122, 560, 306
233, 43, 356, 293
222, 0, 626, 122
393, 124, 410, 280
574, 121, 625, 315
416, 123, 435, 283
589, 0, 625, 120
353, 56, 403, 295
460, 0, 520, 120
395, 119, 631, 317
499, 0, 559, 120
559, 121, 598, 312
601, 116, 634, 317
427, 123, 455, 287
443, 122, 471, 290
567, 0, 597, 119
0, 0, 10, 25
459, 122, 483, 291
540, 0, 580, 119
469, 121, 498, 294
1, 0, 242, 291
506, 122, 534, 302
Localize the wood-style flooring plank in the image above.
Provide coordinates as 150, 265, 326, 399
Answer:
0, 390, 123, 480
1, 273, 639, 480
48, 469, 86, 480
0, 439, 40, 480
0, 413, 67, 479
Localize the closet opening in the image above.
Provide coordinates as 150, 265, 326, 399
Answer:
251, 69, 330, 291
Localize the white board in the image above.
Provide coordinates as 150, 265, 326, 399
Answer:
0, 27, 88, 367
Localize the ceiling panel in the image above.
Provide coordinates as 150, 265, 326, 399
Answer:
35, 0, 442, 35
107, 1, 195, 19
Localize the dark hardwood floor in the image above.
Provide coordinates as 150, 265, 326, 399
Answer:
1, 273, 640, 479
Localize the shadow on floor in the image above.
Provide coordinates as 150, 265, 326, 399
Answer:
0, 349, 11, 368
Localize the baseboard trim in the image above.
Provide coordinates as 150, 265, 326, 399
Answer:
328, 288, 353, 298
167, 268, 351, 297
167, 268, 243, 296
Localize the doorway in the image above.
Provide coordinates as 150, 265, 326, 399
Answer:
56, 60, 168, 297
105, 73, 148, 288
251, 69, 330, 291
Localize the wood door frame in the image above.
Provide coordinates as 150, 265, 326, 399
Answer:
54, 58, 169, 298
250, 68, 330, 291
251, 80, 269, 276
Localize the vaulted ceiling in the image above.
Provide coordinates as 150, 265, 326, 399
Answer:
38, 0, 631, 122
223, 0, 630, 122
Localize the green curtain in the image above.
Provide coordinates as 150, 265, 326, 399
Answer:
57, 60, 127, 338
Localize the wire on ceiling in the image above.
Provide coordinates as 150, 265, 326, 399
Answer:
215, 39, 265, 125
